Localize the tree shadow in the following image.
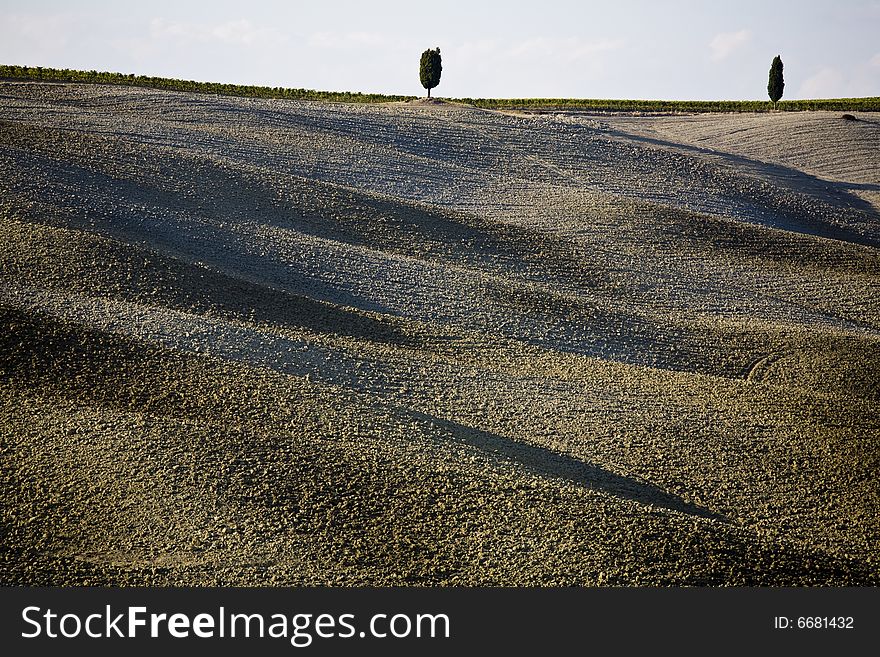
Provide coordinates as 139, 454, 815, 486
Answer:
411, 411, 725, 521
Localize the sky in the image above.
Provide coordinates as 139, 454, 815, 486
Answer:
1, 0, 879, 100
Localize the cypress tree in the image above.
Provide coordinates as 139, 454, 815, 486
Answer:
419, 48, 442, 98
768, 55, 784, 110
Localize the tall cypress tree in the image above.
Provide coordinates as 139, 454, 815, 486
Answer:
419, 48, 442, 98
768, 55, 784, 110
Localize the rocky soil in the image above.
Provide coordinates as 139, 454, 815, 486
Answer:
1, 83, 878, 585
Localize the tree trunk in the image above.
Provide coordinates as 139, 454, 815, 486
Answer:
427, 87, 431, 99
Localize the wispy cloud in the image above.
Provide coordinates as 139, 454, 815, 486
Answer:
308, 31, 392, 49
149, 18, 284, 47
797, 60, 880, 99
505, 37, 625, 63
445, 36, 626, 96
709, 29, 751, 61
4, 12, 77, 52
798, 66, 845, 98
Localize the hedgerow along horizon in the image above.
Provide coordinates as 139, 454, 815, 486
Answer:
2, 63, 879, 113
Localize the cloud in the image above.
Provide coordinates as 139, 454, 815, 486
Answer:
444, 36, 626, 97
798, 66, 845, 98
797, 60, 880, 99
149, 18, 284, 47
303, 32, 624, 64
505, 37, 625, 63
709, 29, 751, 61
2, 12, 77, 53
308, 31, 392, 49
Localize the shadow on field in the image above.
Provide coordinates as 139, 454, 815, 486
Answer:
416, 412, 724, 521
0, 214, 415, 348
608, 128, 880, 247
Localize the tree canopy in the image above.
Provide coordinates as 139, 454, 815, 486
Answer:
419, 48, 442, 98
768, 55, 784, 108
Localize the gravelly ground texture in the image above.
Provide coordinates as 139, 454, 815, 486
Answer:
1, 83, 878, 585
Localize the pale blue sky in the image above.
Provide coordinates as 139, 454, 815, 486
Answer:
2, 0, 878, 99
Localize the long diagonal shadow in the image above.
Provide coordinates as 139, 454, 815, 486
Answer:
601, 128, 880, 247
413, 411, 724, 521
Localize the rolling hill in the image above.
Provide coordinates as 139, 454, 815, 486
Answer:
1, 82, 878, 585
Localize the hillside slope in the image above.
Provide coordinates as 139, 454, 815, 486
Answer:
605, 111, 880, 217
1, 83, 878, 585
